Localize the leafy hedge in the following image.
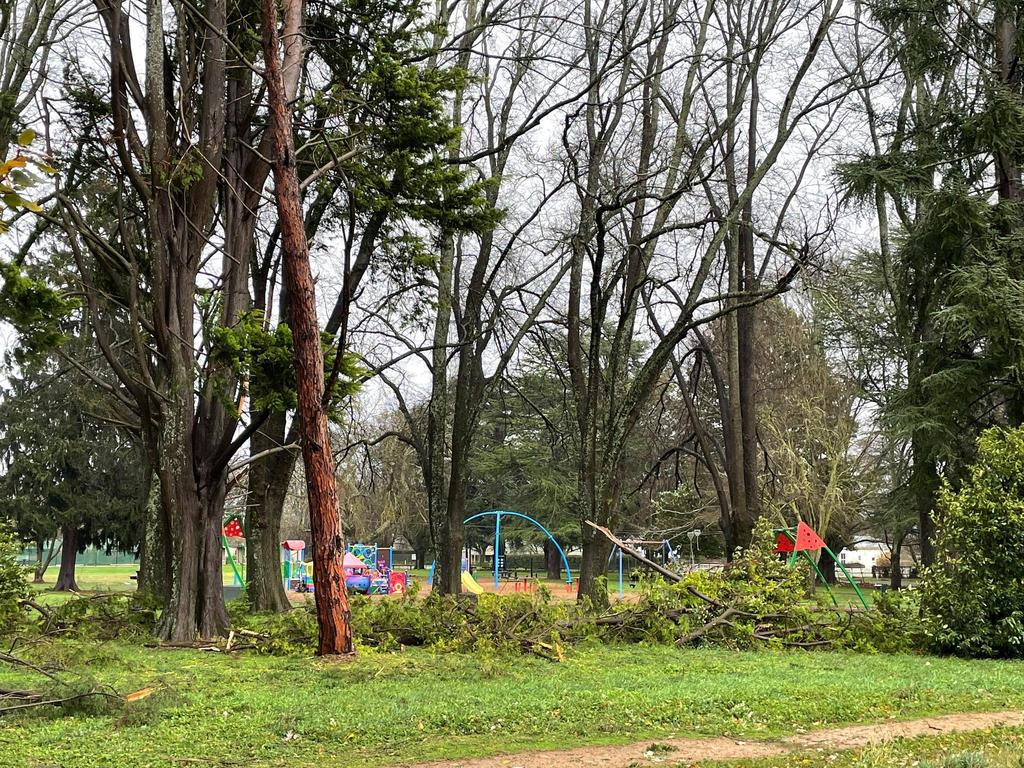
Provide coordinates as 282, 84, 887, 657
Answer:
0, 521, 28, 627
920, 426, 1024, 657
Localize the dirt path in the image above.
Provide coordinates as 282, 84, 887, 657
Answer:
408, 710, 1024, 768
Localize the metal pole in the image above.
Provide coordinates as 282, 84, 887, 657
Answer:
618, 548, 623, 598
494, 512, 501, 590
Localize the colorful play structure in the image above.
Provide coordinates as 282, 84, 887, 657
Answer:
426, 557, 485, 594
606, 537, 678, 598
281, 539, 313, 592
344, 543, 408, 595
774, 521, 870, 609
222, 515, 246, 587
279, 540, 409, 595
220, 513, 410, 596
428, 510, 573, 593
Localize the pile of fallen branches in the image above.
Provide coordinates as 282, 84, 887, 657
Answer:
0, 647, 124, 717
145, 628, 270, 654
18, 593, 157, 640
578, 521, 857, 650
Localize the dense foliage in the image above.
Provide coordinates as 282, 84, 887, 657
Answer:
0, 521, 28, 626
920, 427, 1024, 657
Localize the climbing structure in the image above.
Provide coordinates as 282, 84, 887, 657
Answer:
774, 521, 869, 609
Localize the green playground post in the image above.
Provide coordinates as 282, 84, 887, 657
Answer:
776, 526, 869, 610
799, 550, 839, 607
222, 535, 246, 588
824, 546, 870, 609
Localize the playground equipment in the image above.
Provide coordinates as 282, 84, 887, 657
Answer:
427, 557, 484, 594
347, 543, 407, 595
427, 511, 572, 593
281, 540, 313, 592
606, 537, 678, 598
774, 522, 870, 609
221, 515, 246, 587
279, 540, 408, 595
343, 552, 371, 593
465, 510, 572, 591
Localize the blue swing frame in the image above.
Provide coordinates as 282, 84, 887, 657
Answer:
463, 509, 573, 589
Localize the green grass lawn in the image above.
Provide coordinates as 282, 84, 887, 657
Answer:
2, 642, 1023, 768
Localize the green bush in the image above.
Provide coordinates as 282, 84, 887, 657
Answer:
847, 588, 925, 653
0, 521, 29, 629
920, 426, 1024, 657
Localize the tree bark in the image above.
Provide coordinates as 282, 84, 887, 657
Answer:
816, 537, 841, 586
245, 411, 293, 612
53, 525, 79, 592
137, 471, 169, 604
428, 232, 455, 594
911, 432, 938, 566
737, 207, 760, 530
889, 533, 904, 590
544, 539, 562, 580
261, 0, 353, 655
198, 473, 231, 637
32, 539, 46, 583
154, 416, 202, 641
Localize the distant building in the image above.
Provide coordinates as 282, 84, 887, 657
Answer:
837, 536, 919, 580
836, 538, 887, 574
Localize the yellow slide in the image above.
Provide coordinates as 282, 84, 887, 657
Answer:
461, 571, 485, 594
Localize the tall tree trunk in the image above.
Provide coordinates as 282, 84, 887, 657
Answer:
911, 433, 938, 566
154, 409, 204, 641
246, 411, 293, 612
261, 0, 353, 655
427, 233, 454, 594
32, 539, 46, 583
723, 239, 749, 556
198, 473, 231, 637
816, 533, 843, 586
53, 525, 79, 592
737, 208, 759, 529
544, 539, 562, 580
137, 470, 169, 603
578, 523, 611, 605
994, 8, 1021, 205
890, 533, 904, 590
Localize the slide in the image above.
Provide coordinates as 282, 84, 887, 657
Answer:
461, 571, 485, 594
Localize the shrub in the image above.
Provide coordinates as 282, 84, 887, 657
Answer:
0, 521, 29, 629
919, 426, 1024, 657
847, 588, 925, 653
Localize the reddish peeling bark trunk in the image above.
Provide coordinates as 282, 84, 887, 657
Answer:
261, 0, 353, 655
53, 526, 79, 592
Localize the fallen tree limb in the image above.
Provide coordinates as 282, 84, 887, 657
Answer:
0, 688, 121, 716
0, 650, 60, 681
676, 608, 742, 645
585, 520, 683, 583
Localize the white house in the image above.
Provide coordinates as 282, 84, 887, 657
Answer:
836, 538, 889, 574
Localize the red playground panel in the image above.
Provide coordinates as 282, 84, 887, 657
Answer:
793, 521, 826, 551
774, 532, 795, 553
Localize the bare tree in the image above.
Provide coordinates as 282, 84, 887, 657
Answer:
549, 0, 859, 602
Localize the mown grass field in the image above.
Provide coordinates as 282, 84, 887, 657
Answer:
2, 641, 1023, 768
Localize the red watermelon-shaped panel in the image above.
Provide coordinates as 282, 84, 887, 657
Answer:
223, 517, 244, 538
774, 532, 795, 553
793, 521, 825, 552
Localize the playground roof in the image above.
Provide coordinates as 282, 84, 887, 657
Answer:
281, 540, 305, 551
343, 552, 366, 569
